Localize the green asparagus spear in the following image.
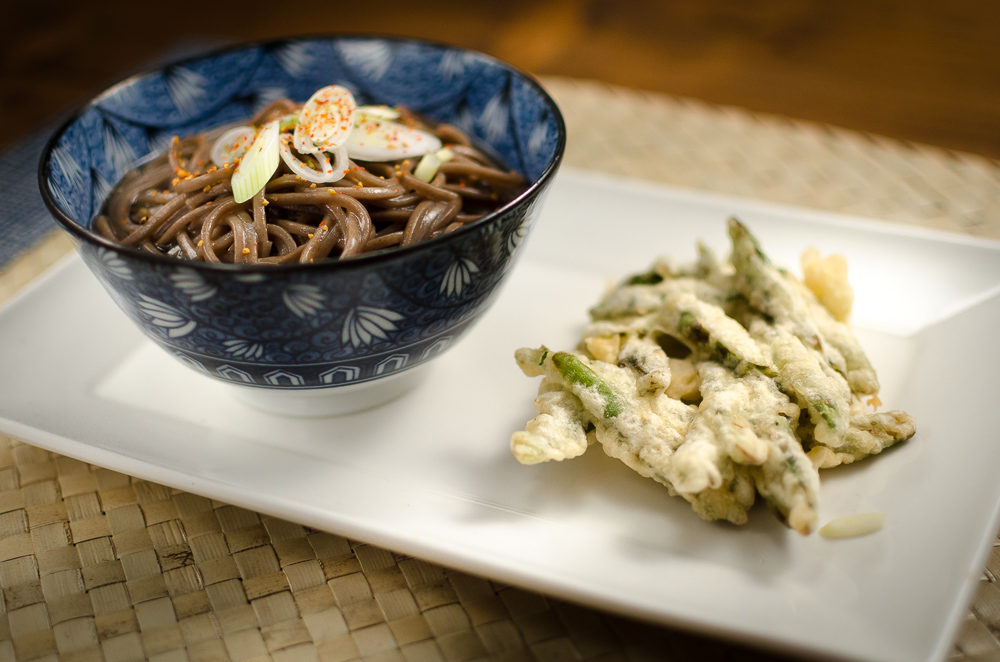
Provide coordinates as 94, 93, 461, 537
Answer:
750, 320, 851, 449
552, 352, 623, 418
660, 292, 771, 371
728, 217, 821, 349
793, 279, 880, 395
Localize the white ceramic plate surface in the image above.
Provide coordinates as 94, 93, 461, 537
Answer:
3, 168, 1000, 662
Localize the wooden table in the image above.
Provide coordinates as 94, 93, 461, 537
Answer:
3, 1, 1000, 158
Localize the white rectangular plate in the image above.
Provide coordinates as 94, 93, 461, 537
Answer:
3, 168, 1000, 662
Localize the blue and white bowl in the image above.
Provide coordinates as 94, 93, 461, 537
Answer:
39, 36, 565, 415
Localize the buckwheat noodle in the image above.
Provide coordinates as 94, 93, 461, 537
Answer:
94, 101, 527, 264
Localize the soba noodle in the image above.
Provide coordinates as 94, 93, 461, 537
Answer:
94, 100, 526, 264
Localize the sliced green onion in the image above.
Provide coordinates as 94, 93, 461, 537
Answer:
232, 120, 280, 203
346, 118, 442, 162
279, 134, 338, 183
413, 147, 455, 182
357, 105, 400, 121
210, 126, 255, 168
278, 113, 299, 131
294, 85, 356, 155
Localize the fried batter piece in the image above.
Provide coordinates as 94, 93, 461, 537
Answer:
513, 347, 697, 487
808, 408, 916, 469
511, 218, 915, 534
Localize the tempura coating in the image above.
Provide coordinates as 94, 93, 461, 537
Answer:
659, 292, 771, 370
511, 347, 591, 464
670, 363, 819, 534
617, 336, 672, 395
808, 409, 916, 469
512, 347, 698, 488
665, 358, 701, 401
749, 320, 851, 450
678, 242, 734, 292
792, 277, 879, 395
511, 218, 914, 534
729, 218, 821, 349
738, 370, 819, 535
510, 387, 591, 465
590, 277, 728, 321
802, 248, 854, 323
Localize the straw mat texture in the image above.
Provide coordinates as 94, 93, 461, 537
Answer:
543, 77, 1000, 240
1, 76, 999, 661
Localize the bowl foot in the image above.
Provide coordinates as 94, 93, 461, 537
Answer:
227, 366, 429, 417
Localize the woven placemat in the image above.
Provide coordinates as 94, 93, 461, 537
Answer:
1, 76, 999, 662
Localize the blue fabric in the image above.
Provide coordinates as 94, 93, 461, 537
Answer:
0, 127, 61, 268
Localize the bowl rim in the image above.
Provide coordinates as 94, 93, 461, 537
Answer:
38, 33, 567, 274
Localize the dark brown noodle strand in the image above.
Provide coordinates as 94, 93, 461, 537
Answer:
252, 189, 271, 257
135, 190, 174, 205
363, 231, 405, 253
155, 205, 213, 247
168, 135, 203, 176
299, 215, 341, 263
175, 231, 202, 260
98, 100, 526, 264
402, 200, 443, 247
369, 208, 416, 223
199, 198, 243, 263
441, 183, 495, 201
437, 161, 524, 187
180, 182, 230, 211
325, 193, 374, 256
190, 140, 214, 172
261, 242, 307, 264
108, 164, 171, 235
402, 196, 463, 247
398, 172, 460, 203
370, 192, 422, 209
94, 215, 116, 241
200, 231, 235, 259
432, 125, 471, 146
445, 145, 498, 167
121, 195, 187, 247
174, 166, 231, 194
265, 174, 308, 191
265, 224, 298, 255
233, 210, 259, 264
